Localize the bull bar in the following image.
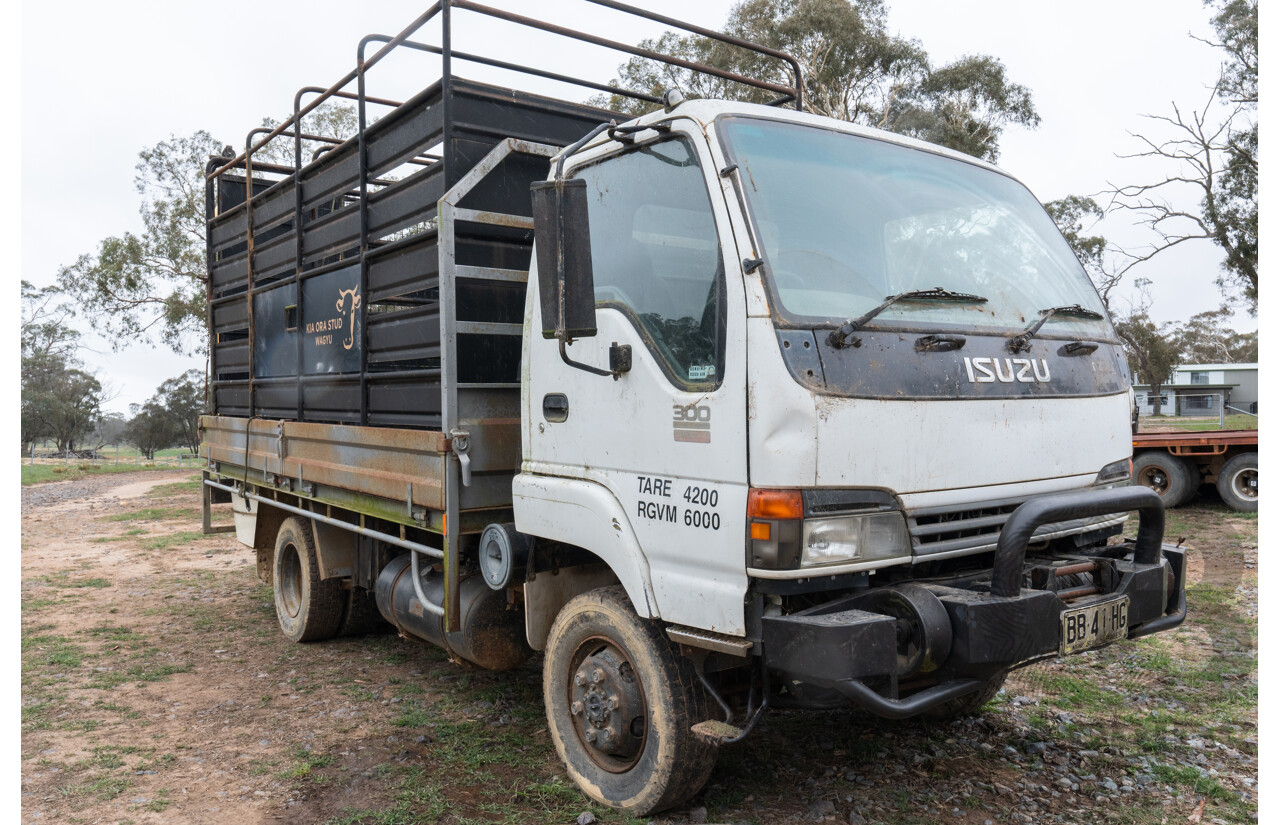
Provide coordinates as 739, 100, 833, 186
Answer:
761, 486, 1187, 719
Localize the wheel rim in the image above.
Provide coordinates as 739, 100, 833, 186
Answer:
1137, 466, 1171, 496
279, 542, 304, 618
1229, 466, 1258, 501
567, 635, 648, 773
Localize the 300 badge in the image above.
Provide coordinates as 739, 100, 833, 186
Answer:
672, 404, 711, 444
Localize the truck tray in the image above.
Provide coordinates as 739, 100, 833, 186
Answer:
200, 415, 460, 526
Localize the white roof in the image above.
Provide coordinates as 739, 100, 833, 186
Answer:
1175, 363, 1258, 372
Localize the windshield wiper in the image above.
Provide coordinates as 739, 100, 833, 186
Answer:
828, 287, 988, 349
1008, 304, 1105, 352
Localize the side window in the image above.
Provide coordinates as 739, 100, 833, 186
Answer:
573, 138, 724, 388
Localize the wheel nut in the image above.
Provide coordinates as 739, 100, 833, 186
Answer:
584, 729, 596, 743
591, 668, 604, 684
570, 701, 583, 716
574, 672, 584, 686
607, 695, 618, 710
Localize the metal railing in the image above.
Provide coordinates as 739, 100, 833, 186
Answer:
1138, 391, 1257, 429
204, 0, 804, 428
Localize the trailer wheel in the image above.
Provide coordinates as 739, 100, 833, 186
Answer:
543, 586, 717, 815
272, 517, 344, 643
925, 670, 1007, 720
1132, 451, 1195, 507
1216, 453, 1258, 512
337, 585, 386, 637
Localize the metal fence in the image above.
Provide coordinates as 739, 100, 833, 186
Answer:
1137, 391, 1259, 428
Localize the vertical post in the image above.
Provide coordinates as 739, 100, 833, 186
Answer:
205, 165, 217, 428
1219, 394, 1226, 429
294, 101, 307, 422
245, 138, 257, 420
356, 41, 372, 428
201, 471, 212, 535
440, 0, 461, 633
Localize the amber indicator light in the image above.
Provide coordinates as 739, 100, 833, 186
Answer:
747, 489, 803, 520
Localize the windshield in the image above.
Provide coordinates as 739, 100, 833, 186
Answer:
719, 117, 1110, 336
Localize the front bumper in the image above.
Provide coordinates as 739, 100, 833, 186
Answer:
760, 487, 1186, 718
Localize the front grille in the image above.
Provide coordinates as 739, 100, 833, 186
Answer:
907, 493, 1126, 559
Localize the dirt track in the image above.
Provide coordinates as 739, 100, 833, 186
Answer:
21, 472, 1258, 825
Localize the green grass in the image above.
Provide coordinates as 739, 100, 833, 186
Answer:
279, 747, 336, 781
22, 702, 53, 732
23, 633, 87, 669
1138, 413, 1257, 432
20, 462, 187, 485
103, 507, 197, 523
86, 662, 192, 690
327, 766, 450, 824
139, 530, 207, 551
26, 571, 112, 589
92, 528, 146, 543
146, 479, 203, 496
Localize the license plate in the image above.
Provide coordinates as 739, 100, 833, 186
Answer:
1060, 596, 1129, 655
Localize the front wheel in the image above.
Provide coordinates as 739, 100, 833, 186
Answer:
1216, 452, 1258, 512
543, 586, 717, 815
924, 670, 1008, 720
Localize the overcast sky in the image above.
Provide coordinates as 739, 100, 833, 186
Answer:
16, 0, 1258, 413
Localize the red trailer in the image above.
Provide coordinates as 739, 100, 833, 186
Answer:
1131, 430, 1258, 511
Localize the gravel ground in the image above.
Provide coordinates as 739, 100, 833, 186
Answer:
20, 471, 192, 513
21, 474, 1257, 824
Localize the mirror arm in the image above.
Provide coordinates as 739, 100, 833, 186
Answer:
554, 122, 614, 180
558, 338, 629, 379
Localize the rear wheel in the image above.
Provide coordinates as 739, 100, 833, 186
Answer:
273, 517, 344, 643
1216, 452, 1258, 512
1133, 451, 1195, 507
543, 586, 717, 815
337, 585, 386, 637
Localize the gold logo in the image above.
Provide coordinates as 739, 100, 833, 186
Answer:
336, 286, 362, 350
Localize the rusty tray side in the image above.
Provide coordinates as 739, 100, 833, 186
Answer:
1132, 430, 1259, 449
199, 415, 449, 513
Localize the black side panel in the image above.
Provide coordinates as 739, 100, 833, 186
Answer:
206, 77, 614, 433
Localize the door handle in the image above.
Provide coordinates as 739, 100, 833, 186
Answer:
543, 393, 569, 423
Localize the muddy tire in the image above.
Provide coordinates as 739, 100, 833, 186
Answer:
338, 585, 386, 637
1132, 451, 1195, 507
543, 586, 717, 815
1216, 452, 1258, 512
925, 671, 1008, 721
272, 517, 344, 643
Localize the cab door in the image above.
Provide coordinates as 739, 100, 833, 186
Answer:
522, 130, 749, 634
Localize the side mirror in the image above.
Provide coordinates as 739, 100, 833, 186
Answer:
531, 178, 597, 342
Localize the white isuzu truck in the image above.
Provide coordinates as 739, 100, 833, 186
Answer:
199, 1, 1186, 814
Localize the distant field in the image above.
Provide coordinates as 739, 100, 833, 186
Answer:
20, 458, 201, 486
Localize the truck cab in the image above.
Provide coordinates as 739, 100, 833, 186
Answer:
519, 99, 1138, 637
516, 98, 1184, 811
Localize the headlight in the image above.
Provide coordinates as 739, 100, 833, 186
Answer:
748, 488, 911, 571
800, 512, 912, 568
1096, 458, 1132, 485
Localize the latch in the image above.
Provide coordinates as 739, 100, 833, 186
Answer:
450, 429, 472, 487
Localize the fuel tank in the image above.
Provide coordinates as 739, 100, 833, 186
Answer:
375, 553, 533, 671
